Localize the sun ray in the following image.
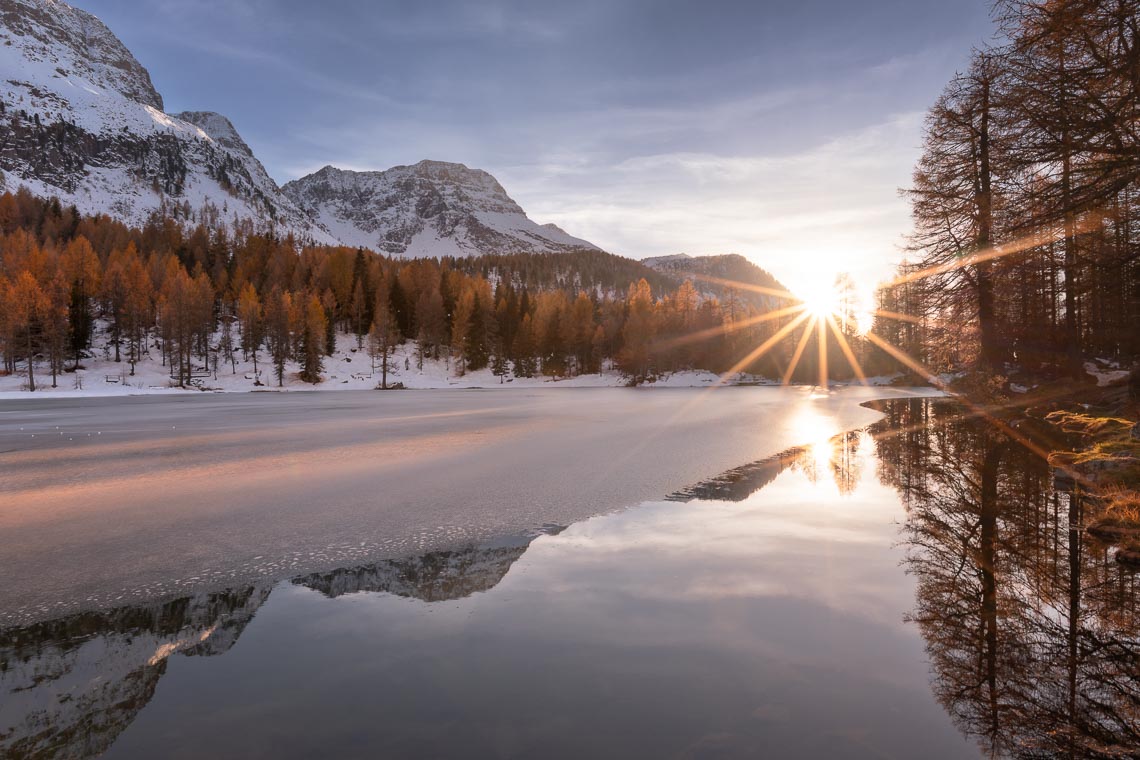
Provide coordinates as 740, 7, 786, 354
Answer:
714, 310, 813, 387
869, 308, 925, 326
861, 331, 1090, 484
654, 303, 807, 352
782, 316, 817, 386
683, 272, 799, 301
817, 316, 828, 389
825, 314, 868, 386
864, 387, 1080, 446
885, 212, 1104, 289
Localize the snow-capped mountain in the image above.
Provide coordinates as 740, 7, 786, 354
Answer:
0, 0, 335, 242
0, 0, 601, 257
282, 161, 600, 258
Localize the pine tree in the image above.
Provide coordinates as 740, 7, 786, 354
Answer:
491, 341, 509, 383
264, 288, 293, 387
60, 236, 101, 371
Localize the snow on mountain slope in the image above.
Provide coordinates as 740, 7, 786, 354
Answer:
0, 0, 598, 256
0, 0, 162, 111
282, 161, 601, 258
0, 0, 336, 243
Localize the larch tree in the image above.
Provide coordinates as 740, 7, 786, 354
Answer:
907, 53, 1009, 370
368, 281, 400, 389
9, 270, 48, 391
123, 254, 153, 375
237, 282, 263, 383
300, 293, 326, 383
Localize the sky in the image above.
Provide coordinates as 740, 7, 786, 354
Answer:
82, 0, 996, 299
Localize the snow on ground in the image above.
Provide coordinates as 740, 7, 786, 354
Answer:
0, 330, 790, 398
1084, 361, 1131, 387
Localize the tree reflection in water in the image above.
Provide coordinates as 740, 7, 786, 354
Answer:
873, 399, 1140, 758
4, 399, 1138, 759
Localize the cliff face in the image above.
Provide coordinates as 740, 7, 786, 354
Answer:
0, 0, 163, 110
282, 161, 600, 258
0, 0, 336, 241
0, 1, 602, 255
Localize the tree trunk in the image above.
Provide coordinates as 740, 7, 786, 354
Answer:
25, 330, 35, 392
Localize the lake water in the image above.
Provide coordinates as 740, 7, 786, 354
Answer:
1, 393, 1137, 758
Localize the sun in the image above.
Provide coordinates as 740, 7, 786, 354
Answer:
793, 278, 874, 335
797, 283, 842, 319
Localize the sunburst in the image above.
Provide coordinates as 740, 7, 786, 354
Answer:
659, 218, 1103, 493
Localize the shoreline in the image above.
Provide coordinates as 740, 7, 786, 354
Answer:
0, 330, 906, 400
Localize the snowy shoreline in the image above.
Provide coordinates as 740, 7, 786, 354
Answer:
0, 331, 904, 400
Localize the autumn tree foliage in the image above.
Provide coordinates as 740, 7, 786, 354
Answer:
0, 187, 810, 390
891, 0, 1140, 378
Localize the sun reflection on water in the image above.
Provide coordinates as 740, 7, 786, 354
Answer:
792, 410, 836, 482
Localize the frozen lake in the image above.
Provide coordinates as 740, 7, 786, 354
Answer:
3, 390, 1137, 758
0, 386, 933, 624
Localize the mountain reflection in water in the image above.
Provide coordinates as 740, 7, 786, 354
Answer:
0, 530, 559, 759
0, 399, 1136, 759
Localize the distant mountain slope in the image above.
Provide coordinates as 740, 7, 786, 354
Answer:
0, 0, 335, 242
642, 253, 792, 310
453, 249, 675, 297
282, 161, 601, 258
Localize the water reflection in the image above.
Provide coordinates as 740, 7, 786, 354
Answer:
294, 525, 565, 602
0, 586, 271, 759
872, 399, 1140, 758
1, 400, 1137, 758
667, 427, 862, 502
1, 532, 557, 760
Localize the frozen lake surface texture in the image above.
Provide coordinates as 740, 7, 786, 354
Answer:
3, 388, 1136, 759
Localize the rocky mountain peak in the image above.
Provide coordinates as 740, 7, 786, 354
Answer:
0, 0, 598, 257
0, 0, 162, 110
175, 111, 255, 158
282, 160, 599, 258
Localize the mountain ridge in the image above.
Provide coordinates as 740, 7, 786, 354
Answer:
0, 0, 601, 257
282, 160, 601, 257
643, 253, 792, 309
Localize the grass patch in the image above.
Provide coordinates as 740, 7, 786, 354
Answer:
1102, 487, 1140, 524
1045, 411, 1140, 487
1044, 410, 1134, 437
1046, 411, 1140, 561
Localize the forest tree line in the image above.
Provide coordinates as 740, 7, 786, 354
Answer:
876, 0, 1140, 379
0, 188, 814, 390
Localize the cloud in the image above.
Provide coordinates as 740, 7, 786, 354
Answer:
497, 113, 924, 296
84, 0, 975, 300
